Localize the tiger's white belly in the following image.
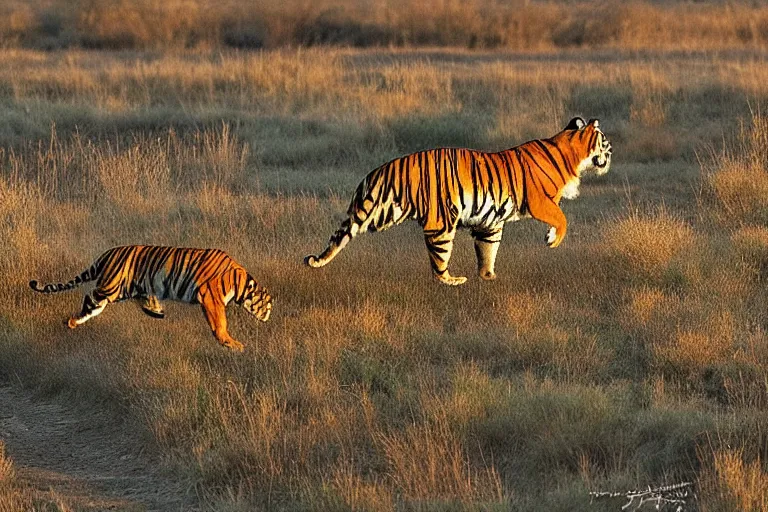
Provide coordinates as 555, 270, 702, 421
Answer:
145, 272, 199, 303
460, 196, 527, 229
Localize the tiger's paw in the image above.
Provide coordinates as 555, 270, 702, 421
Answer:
142, 309, 165, 319
434, 273, 467, 286
66, 318, 78, 329
546, 227, 563, 248
480, 271, 497, 281
141, 296, 165, 319
222, 339, 245, 352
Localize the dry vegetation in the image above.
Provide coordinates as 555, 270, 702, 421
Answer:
0, 441, 63, 512
1, 12, 768, 511
4, 0, 768, 51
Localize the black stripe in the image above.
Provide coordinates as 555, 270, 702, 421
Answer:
397, 154, 409, 203
499, 151, 518, 208
455, 150, 467, 211
485, 154, 504, 202
520, 146, 558, 192
534, 140, 566, 181
515, 149, 529, 212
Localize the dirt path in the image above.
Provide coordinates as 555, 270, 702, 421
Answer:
0, 385, 199, 511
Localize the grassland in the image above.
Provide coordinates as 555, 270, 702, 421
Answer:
5, 0, 768, 52
0, 44, 768, 510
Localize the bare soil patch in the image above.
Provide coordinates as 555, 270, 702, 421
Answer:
0, 386, 198, 511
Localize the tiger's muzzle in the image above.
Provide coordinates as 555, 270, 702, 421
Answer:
593, 139, 612, 175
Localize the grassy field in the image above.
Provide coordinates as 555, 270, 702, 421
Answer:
1, 45, 768, 510
4, 0, 768, 51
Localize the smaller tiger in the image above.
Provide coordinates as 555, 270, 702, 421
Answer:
29, 245, 272, 352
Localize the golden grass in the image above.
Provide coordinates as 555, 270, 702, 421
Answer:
379, 413, 504, 504
327, 461, 393, 512
0, 441, 64, 512
5, 0, 768, 52
732, 226, 768, 270
0, 443, 14, 485
602, 208, 693, 282
699, 448, 768, 512
0, 46, 757, 161
656, 313, 735, 375
1, 46, 768, 510
705, 109, 768, 227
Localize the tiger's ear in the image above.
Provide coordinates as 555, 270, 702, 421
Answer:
588, 118, 600, 128
565, 117, 586, 130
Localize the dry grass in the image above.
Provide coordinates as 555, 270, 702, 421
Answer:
1, 45, 768, 510
0, 47, 760, 170
5, 1, 768, 51
705, 109, 768, 227
602, 208, 694, 282
0, 441, 62, 512
699, 447, 768, 512
0, 443, 14, 485
379, 413, 504, 504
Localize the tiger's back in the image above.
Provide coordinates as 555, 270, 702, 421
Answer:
93, 245, 239, 304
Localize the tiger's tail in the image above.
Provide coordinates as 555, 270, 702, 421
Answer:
304, 216, 359, 268
305, 166, 407, 268
29, 258, 103, 294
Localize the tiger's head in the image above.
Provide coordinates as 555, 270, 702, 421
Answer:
239, 275, 273, 322
561, 117, 612, 176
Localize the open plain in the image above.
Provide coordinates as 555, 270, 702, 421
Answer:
1, 3, 768, 510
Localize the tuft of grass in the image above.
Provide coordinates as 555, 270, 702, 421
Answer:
731, 226, 768, 276
699, 448, 768, 512
0, 440, 67, 512
324, 461, 394, 512
0, 442, 14, 484
378, 412, 505, 505
653, 313, 735, 379
704, 109, 768, 227
602, 208, 693, 284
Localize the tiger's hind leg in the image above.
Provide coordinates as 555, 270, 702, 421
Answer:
68, 292, 109, 329
425, 228, 466, 286
140, 295, 165, 319
471, 225, 504, 281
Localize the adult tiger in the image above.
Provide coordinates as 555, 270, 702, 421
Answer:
30, 245, 272, 352
305, 117, 612, 285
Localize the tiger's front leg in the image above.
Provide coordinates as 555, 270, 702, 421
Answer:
471, 225, 504, 280
199, 287, 244, 352
68, 291, 109, 329
424, 228, 466, 286
528, 199, 567, 248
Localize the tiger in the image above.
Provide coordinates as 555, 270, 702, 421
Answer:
305, 117, 612, 285
29, 245, 272, 352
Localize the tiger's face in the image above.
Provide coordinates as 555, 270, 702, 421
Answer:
564, 117, 612, 176
589, 120, 612, 176
241, 276, 272, 322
